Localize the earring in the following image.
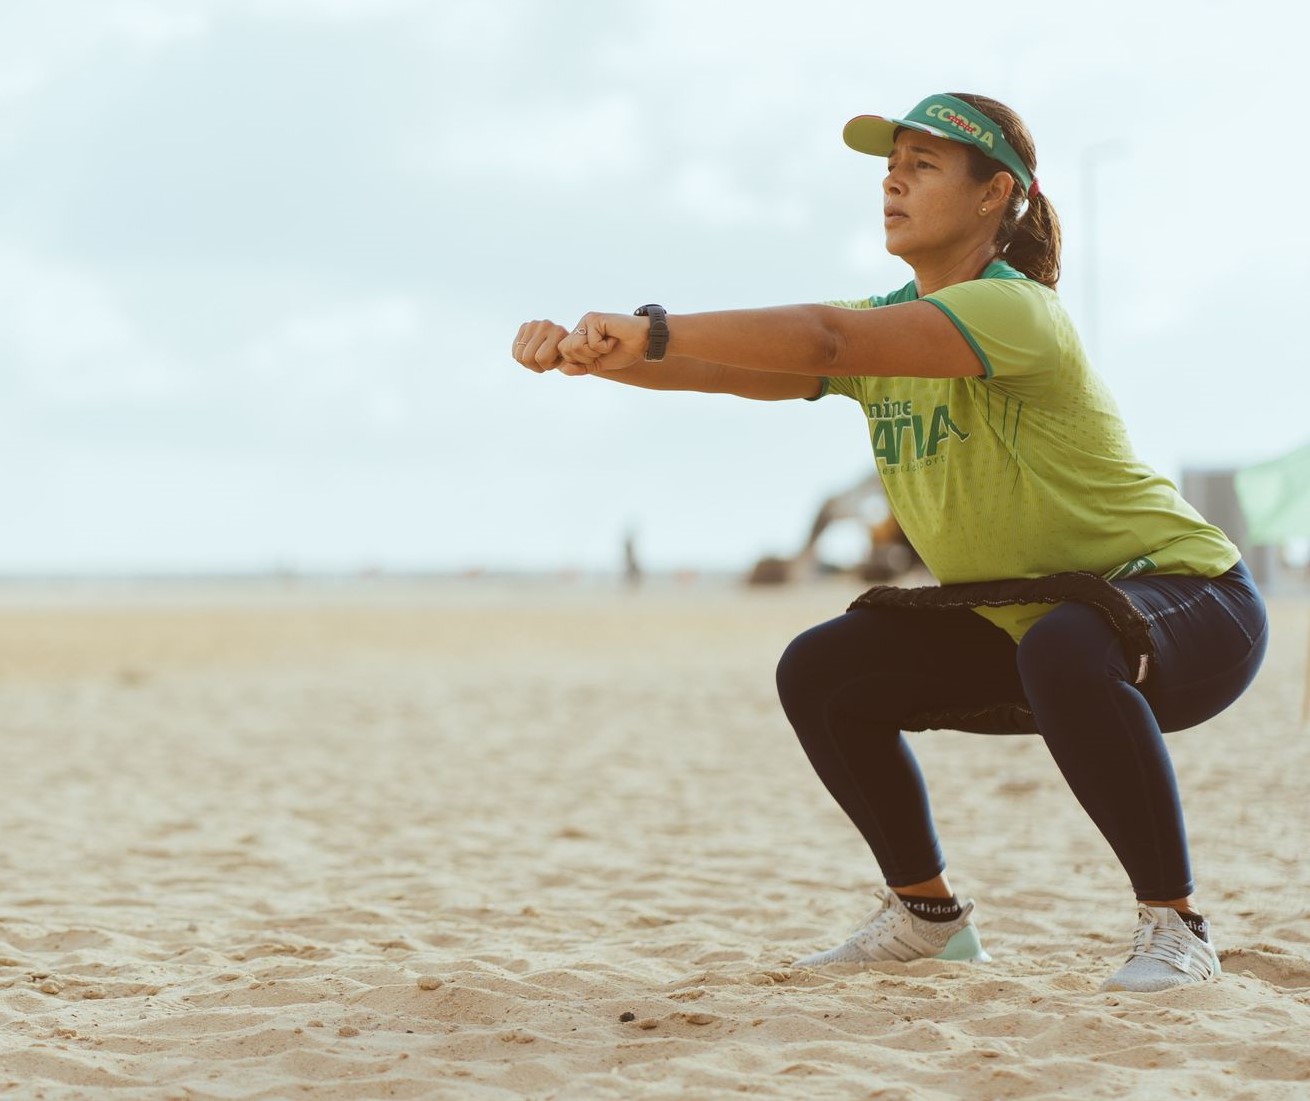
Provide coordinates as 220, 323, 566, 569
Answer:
980, 206, 989, 215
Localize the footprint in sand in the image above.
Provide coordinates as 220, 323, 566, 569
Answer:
1220, 947, 1310, 990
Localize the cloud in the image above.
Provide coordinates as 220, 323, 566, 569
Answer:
0, 2, 209, 104
239, 296, 422, 401
667, 161, 810, 229
0, 249, 174, 403
217, 294, 446, 443
108, 2, 211, 49
437, 94, 648, 187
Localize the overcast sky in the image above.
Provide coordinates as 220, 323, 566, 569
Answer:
2, 0, 1305, 575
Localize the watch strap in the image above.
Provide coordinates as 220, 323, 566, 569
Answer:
633, 304, 669, 362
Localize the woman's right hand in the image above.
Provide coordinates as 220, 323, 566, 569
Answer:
511, 320, 570, 373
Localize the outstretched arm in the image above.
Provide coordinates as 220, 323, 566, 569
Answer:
557, 301, 982, 380
510, 319, 821, 400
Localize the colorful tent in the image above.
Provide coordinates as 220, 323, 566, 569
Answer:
1235, 441, 1310, 723
1234, 441, 1310, 544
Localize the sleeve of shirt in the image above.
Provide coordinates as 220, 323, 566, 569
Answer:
920, 280, 1058, 382
812, 296, 879, 400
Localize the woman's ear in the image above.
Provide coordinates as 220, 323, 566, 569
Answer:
987, 171, 1016, 208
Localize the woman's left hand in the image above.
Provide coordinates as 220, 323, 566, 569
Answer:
557, 312, 649, 375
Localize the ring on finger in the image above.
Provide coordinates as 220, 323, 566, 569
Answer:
575, 327, 587, 335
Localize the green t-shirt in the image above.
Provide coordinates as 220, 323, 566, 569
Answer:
817, 260, 1240, 641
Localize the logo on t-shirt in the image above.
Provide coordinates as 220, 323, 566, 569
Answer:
864, 397, 969, 468
1105, 556, 1157, 581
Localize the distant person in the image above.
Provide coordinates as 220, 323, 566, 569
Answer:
511, 93, 1267, 992
622, 528, 642, 588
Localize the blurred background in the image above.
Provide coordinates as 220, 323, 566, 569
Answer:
2, 0, 1306, 581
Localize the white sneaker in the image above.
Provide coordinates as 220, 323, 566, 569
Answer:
1099, 904, 1221, 993
792, 889, 991, 969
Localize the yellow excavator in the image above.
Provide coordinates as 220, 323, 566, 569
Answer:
747, 473, 922, 584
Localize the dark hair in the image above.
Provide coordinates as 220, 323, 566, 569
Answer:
950, 92, 1061, 288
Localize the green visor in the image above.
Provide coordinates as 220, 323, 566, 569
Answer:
843, 93, 1033, 194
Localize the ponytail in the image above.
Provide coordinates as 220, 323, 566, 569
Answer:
949, 92, 1063, 289
1000, 189, 1061, 289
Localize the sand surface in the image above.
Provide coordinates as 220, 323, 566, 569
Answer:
1, 578, 1307, 1100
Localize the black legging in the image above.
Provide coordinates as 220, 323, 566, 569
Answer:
774, 561, 1267, 901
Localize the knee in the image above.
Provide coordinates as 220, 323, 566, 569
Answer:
775, 610, 904, 719
776, 614, 871, 716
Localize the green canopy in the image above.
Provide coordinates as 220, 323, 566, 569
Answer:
1235, 441, 1310, 543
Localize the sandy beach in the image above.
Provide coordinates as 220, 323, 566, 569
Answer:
1, 578, 1307, 1100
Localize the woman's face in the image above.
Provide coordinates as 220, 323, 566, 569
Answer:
882, 131, 994, 262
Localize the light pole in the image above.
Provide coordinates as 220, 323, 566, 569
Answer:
1081, 139, 1127, 363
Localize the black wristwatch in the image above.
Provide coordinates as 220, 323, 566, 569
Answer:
633, 304, 669, 361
